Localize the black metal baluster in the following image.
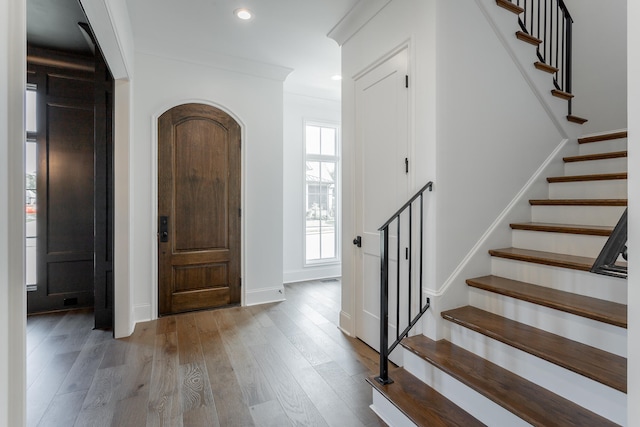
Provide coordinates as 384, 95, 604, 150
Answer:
419, 194, 423, 310
537, 0, 541, 41
561, 13, 565, 90
376, 226, 392, 385
555, 1, 564, 77
408, 203, 412, 326
543, 0, 548, 64
550, 0, 554, 72
565, 11, 572, 113
396, 216, 400, 340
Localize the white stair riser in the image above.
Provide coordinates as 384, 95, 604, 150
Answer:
511, 230, 607, 258
403, 350, 529, 427
370, 391, 418, 427
446, 324, 627, 426
491, 257, 627, 304
564, 158, 627, 175
531, 205, 626, 226
578, 139, 627, 155
469, 288, 627, 356
548, 179, 627, 199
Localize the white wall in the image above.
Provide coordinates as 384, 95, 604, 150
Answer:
340, 0, 438, 334
434, 0, 567, 290
113, 80, 133, 337
283, 92, 341, 283
130, 51, 286, 321
0, 0, 26, 425
564, 0, 627, 134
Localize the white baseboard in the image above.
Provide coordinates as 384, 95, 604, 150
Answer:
283, 265, 341, 283
245, 286, 286, 306
339, 310, 354, 336
134, 303, 152, 323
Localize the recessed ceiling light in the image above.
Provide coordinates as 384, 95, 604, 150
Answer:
234, 8, 253, 20
331, 75, 342, 81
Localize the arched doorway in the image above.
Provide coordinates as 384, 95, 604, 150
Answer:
157, 103, 242, 315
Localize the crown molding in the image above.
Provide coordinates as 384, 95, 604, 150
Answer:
80, 0, 135, 80
327, 0, 393, 46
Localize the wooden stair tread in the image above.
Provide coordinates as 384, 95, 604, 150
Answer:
516, 31, 541, 46
509, 222, 613, 236
529, 198, 627, 206
547, 172, 627, 183
563, 151, 627, 163
578, 131, 628, 144
466, 275, 627, 328
440, 306, 627, 392
534, 61, 558, 74
367, 368, 485, 427
489, 247, 597, 271
496, 0, 524, 15
551, 89, 574, 100
567, 115, 588, 124
402, 336, 619, 426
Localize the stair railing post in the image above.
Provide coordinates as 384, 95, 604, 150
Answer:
375, 225, 393, 385
565, 11, 573, 114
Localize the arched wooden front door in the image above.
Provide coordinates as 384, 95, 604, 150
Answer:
158, 103, 241, 315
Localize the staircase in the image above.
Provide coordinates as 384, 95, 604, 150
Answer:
368, 131, 628, 426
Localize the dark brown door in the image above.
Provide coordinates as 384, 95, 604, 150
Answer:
158, 103, 241, 315
93, 50, 115, 329
27, 55, 97, 314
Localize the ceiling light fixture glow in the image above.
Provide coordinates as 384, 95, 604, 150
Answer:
331, 75, 342, 81
234, 8, 253, 20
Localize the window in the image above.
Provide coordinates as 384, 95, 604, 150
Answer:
25, 85, 37, 287
304, 122, 339, 264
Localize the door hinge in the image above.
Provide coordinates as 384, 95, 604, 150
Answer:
239, 208, 242, 217
239, 278, 242, 288
405, 247, 409, 260
405, 75, 409, 88
405, 157, 409, 174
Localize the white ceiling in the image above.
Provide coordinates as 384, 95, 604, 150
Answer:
125, 0, 359, 100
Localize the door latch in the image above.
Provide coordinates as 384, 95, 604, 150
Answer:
353, 236, 362, 247
159, 216, 169, 242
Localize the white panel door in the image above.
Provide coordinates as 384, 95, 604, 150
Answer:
354, 48, 409, 352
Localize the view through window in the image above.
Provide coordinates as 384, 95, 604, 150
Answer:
305, 122, 339, 264
26, 85, 37, 288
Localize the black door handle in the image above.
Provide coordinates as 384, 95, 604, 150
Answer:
160, 216, 169, 242
353, 236, 362, 247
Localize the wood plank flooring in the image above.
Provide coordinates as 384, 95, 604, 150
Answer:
27, 279, 385, 427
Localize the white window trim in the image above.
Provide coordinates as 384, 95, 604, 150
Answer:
303, 119, 341, 267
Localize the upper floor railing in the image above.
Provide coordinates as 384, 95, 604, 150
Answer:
513, 0, 575, 115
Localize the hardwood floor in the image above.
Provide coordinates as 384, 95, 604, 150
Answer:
27, 279, 386, 427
